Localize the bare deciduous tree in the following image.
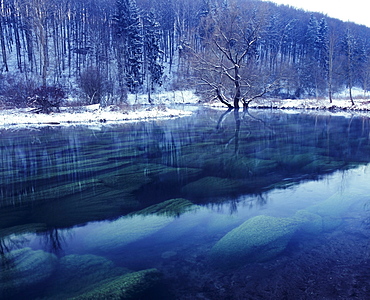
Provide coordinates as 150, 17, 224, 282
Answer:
188, 1, 278, 109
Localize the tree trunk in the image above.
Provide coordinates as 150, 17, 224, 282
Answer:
349, 85, 354, 106
216, 87, 233, 109
233, 64, 241, 109
0, 19, 8, 72
233, 108, 241, 154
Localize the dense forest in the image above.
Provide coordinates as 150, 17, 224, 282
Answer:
1, 0, 370, 108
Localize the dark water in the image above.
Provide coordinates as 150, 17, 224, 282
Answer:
1, 108, 370, 299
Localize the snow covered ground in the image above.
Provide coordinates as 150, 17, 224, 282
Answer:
208, 96, 370, 118
249, 98, 370, 111
2, 89, 370, 130
0, 105, 195, 129
0, 91, 199, 130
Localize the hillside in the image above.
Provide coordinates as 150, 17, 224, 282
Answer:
1, 0, 370, 108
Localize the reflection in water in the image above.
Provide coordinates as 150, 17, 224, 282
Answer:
37, 228, 72, 256
1, 109, 370, 299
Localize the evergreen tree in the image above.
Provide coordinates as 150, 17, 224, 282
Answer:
316, 18, 329, 93
143, 11, 164, 103
301, 15, 320, 96
114, 0, 143, 94
342, 28, 366, 105
317, 18, 329, 69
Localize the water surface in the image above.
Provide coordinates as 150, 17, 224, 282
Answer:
1, 108, 369, 299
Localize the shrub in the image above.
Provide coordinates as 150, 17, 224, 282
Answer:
27, 86, 66, 114
0, 76, 37, 108
79, 68, 104, 104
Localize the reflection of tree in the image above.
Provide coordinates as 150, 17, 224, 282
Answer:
216, 107, 233, 130
217, 108, 273, 155
0, 236, 29, 256
38, 228, 71, 255
233, 109, 241, 155
0, 238, 10, 255
216, 108, 241, 154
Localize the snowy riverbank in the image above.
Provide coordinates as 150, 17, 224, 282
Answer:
0, 105, 195, 129
208, 97, 370, 118
0, 90, 199, 129
248, 98, 370, 111
2, 91, 370, 130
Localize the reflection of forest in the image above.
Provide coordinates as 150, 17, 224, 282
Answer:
1, 109, 370, 240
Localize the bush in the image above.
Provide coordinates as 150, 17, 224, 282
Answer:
79, 68, 105, 104
0, 76, 37, 108
27, 86, 66, 114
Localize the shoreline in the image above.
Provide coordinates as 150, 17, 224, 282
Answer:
2, 98, 370, 130
0, 104, 194, 130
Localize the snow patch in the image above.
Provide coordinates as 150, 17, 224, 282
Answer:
0, 92, 202, 130
126, 90, 200, 105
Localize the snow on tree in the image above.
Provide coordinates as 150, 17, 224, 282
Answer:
143, 10, 164, 103
342, 28, 366, 105
113, 0, 144, 94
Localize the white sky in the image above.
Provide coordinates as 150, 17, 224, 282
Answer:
262, 0, 370, 28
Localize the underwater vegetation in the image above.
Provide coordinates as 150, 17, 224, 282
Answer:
0, 247, 57, 299
0, 110, 370, 299
1, 110, 370, 235
38, 254, 162, 300
83, 214, 174, 253
0, 249, 162, 299
131, 198, 198, 217
208, 215, 300, 268
208, 189, 367, 269
70, 268, 162, 300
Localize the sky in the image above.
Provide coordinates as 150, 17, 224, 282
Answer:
262, 0, 370, 28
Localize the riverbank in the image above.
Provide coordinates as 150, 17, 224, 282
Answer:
2, 93, 370, 130
249, 98, 370, 111
0, 90, 199, 129
0, 104, 194, 129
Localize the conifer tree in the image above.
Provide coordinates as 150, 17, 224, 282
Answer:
143, 11, 163, 103
113, 0, 143, 94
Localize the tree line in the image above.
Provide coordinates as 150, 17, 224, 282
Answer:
1, 0, 370, 108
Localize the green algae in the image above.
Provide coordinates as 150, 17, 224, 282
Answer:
84, 214, 174, 252
150, 167, 202, 185
131, 198, 198, 217
99, 164, 155, 192
29, 186, 140, 228
306, 190, 364, 231
204, 157, 278, 179
1, 179, 101, 207
0, 223, 47, 238
302, 156, 346, 173
208, 215, 300, 268
0, 247, 57, 297
41, 254, 129, 299
70, 268, 162, 300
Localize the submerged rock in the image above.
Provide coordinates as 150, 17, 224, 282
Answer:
42, 254, 129, 299
131, 198, 198, 217
0, 247, 57, 297
306, 190, 364, 231
208, 215, 300, 268
84, 214, 174, 252
294, 210, 323, 235
181, 176, 246, 199
150, 167, 202, 186
70, 268, 162, 300
0, 223, 47, 239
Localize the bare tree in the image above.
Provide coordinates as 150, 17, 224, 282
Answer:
23, 0, 51, 86
189, 1, 278, 109
342, 27, 366, 106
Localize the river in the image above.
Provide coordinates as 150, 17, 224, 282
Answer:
1, 108, 369, 299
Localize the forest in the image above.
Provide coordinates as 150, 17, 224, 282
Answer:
1, 0, 370, 109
